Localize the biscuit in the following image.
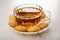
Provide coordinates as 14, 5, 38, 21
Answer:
28, 26, 40, 32
9, 15, 16, 22
15, 26, 27, 32
8, 21, 18, 27
39, 23, 48, 29
40, 13, 46, 19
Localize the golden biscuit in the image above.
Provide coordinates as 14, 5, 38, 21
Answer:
15, 26, 27, 32
22, 22, 33, 27
28, 26, 40, 32
40, 13, 46, 19
8, 21, 18, 27
39, 23, 48, 29
9, 15, 16, 22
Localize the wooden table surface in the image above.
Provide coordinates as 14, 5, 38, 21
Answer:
0, 0, 60, 40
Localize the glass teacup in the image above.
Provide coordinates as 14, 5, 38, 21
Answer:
13, 4, 50, 27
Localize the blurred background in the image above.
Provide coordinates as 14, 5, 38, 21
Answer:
0, 0, 60, 40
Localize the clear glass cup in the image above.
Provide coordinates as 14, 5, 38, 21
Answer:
13, 4, 44, 26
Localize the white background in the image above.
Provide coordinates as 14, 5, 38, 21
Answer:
0, 0, 60, 40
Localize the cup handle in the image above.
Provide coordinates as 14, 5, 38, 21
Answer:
42, 10, 51, 23
36, 10, 51, 26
